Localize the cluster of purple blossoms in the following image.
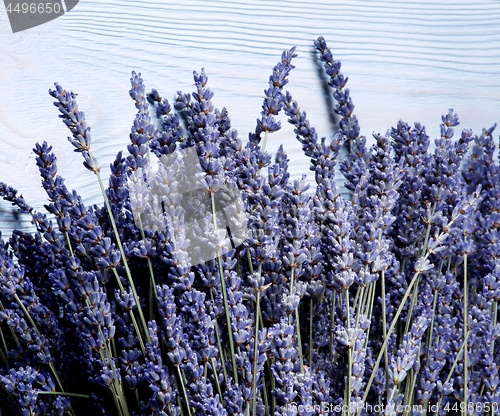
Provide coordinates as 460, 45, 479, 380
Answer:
0, 37, 498, 416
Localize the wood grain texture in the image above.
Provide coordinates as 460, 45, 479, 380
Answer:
1, 0, 500, 234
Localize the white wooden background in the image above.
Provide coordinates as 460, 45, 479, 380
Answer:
1, 0, 500, 235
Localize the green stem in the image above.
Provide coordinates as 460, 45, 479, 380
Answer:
288, 266, 294, 314
219, 255, 238, 384
309, 299, 313, 369
252, 281, 262, 416
463, 250, 469, 415
295, 307, 304, 373
345, 290, 352, 414
37, 391, 90, 398
211, 357, 224, 407
404, 276, 420, 336
14, 295, 65, 394
177, 366, 193, 416
112, 268, 146, 354
329, 291, 337, 361
288, 266, 304, 372
95, 334, 128, 416
353, 284, 363, 315
270, 357, 276, 414
358, 267, 423, 414
362, 283, 376, 350
211, 191, 238, 384
420, 207, 434, 257
425, 290, 438, 366
96, 170, 151, 343
435, 331, 470, 415
0, 326, 9, 366
380, 270, 389, 395
137, 214, 158, 303
0, 301, 19, 347
210, 289, 228, 385
64, 232, 74, 257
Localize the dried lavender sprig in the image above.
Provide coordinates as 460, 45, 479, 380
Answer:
0, 182, 33, 215
357, 186, 482, 414
314, 36, 369, 192
49, 83, 151, 346
251, 46, 297, 153
0, 241, 77, 414
387, 316, 428, 404
127, 72, 159, 311
211, 193, 239, 384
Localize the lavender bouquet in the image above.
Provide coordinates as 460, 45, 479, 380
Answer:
0, 36, 498, 416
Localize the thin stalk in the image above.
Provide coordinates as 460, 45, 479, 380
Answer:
288, 267, 295, 324
353, 284, 363, 315
210, 289, 228, 385
112, 268, 146, 354
177, 365, 193, 416
0, 301, 19, 347
102, 333, 129, 414
146, 258, 155, 318
463, 250, 469, 416
211, 191, 238, 383
295, 307, 304, 373
380, 270, 389, 395
136, 214, 158, 302
358, 267, 423, 414
492, 301, 498, 357
403, 372, 411, 409
14, 295, 65, 394
404, 367, 418, 411
404, 276, 420, 336
362, 283, 376, 351
261, 369, 269, 415
216, 273, 237, 376
446, 333, 469, 384
0, 327, 9, 366
245, 250, 269, 409
288, 266, 304, 372
134, 389, 140, 410
425, 290, 438, 366
435, 332, 470, 416
408, 370, 418, 411
68, 234, 130, 411
329, 291, 337, 361
64, 232, 74, 257
270, 357, 276, 414
110, 383, 127, 416
96, 170, 151, 343
252, 274, 262, 416
345, 290, 352, 414
96, 338, 128, 416
419, 203, 435, 258
309, 298, 313, 369
211, 358, 224, 407
0, 343, 7, 367
37, 391, 90, 399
